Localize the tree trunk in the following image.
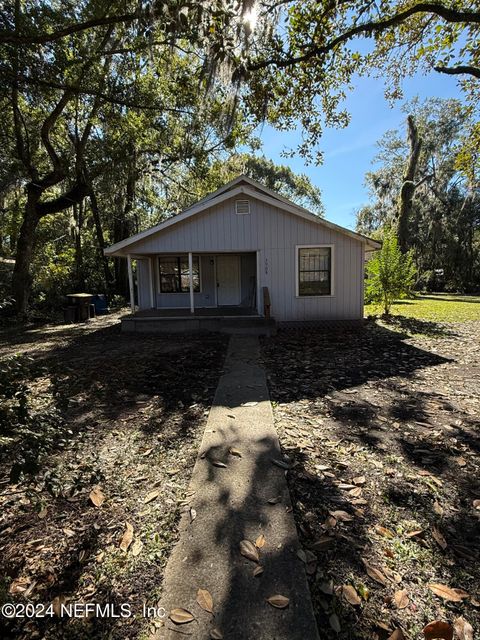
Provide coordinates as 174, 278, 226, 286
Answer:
73, 202, 85, 291
89, 188, 114, 292
398, 115, 422, 253
11, 187, 41, 315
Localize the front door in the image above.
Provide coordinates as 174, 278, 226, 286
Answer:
216, 255, 241, 306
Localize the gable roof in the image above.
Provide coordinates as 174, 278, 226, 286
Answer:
105, 174, 381, 256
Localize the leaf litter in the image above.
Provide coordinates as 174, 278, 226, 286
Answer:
261, 321, 480, 639
0, 318, 229, 640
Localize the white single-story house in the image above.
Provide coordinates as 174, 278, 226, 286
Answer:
105, 175, 380, 332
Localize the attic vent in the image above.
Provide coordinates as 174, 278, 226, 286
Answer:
235, 199, 250, 215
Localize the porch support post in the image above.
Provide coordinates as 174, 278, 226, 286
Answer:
149, 257, 155, 309
256, 250, 262, 315
127, 254, 135, 314
188, 252, 194, 314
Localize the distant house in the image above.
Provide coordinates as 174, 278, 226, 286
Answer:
105, 175, 380, 332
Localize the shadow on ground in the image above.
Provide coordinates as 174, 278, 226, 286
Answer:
261, 320, 480, 639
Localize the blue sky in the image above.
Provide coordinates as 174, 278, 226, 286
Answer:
257, 71, 463, 229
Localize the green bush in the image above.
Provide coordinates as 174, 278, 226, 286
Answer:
366, 232, 416, 315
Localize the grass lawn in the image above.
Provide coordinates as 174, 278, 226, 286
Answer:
365, 293, 480, 322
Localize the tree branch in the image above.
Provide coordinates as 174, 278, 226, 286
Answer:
247, 3, 480, 72
0, 12, 139, 46
434, 64, 480, 79
36, 181, 91, 217
38, 90, 74, 187
3, 70, 194, 113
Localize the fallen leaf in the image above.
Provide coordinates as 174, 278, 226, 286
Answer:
267, 496, 282, 504
241, 401, 258, 407
353, 476, 366, 485
455, 456, 467, 467
311, 536, 334, 551
453, 617, 474, 640
144, 490, 160, 504
131, 539, 143, 557
423, 620, 454, 640
169, 608, 195, 624
329, 613, 341, 632
394, 589, 409, 609
432, 527, 447, 550
211, 460, 227, 468
196, 589, 213, 614
361, 558, 388, 586
271, 458, 290, 470
228, 448, 242, 458
89, 486, 105, 507
210, 628, 223, 639
120, 522, 134, 552
267, 594, 289, 609
428, 584, 469, 602
319, 580, 334, 595
376, 526, 395, 538
343, 585, 361, 606
406, 529, 424, 538
239, 539, 259, 563
253, 565, 264, 577
433, 501, 444, 516
255, 534, 266, 549
189, 507, 197, 523
330, 510, 354, 522
9, 577, 31, 595
297, 549, 307, 563
324, 515, 337, 529
349, 487, 363, 497
472, 499, 480, 510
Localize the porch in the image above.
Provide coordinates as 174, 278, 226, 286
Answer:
122, 251, 273, 333
128, 251, 262, 314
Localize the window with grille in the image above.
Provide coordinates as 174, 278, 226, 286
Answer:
159, 256, 200, 293
297, 246, 332, 296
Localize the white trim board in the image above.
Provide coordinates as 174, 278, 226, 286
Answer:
105, 180, 381, 256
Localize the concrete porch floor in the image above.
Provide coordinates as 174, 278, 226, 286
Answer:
133, 307, 258, 318
121, 307, 275, 335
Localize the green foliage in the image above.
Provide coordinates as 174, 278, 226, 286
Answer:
356, 98, 480, 292
242, 1, 479, 163
366, 233, 416, 315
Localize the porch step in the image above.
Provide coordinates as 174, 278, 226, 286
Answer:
121, 315, 277, 336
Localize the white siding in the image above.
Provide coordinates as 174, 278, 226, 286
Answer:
130, 196, 364, 320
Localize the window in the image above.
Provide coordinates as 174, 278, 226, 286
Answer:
159, 256, 200, 293
297, 246, 332, 296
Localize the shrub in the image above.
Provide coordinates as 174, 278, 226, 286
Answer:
366, 232, 416, 315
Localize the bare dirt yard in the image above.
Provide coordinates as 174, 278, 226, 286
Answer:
261, 318, 480, 640
0, 314, 228, 640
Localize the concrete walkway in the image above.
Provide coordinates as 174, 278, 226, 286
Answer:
156, 336, 319, 640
